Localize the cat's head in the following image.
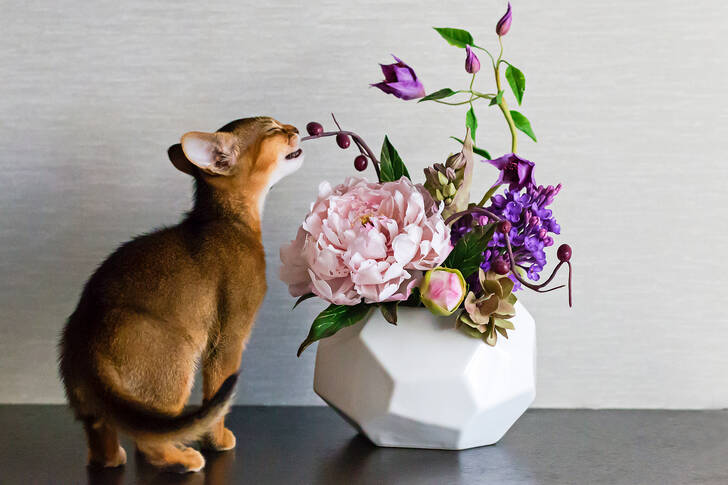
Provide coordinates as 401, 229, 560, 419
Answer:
167, 116, 304, 204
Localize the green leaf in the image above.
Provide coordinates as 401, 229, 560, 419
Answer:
510, 110, 537, 142
451, 136, 491, 160
489, 90, 504, 106
418, 88, 457, 103
443, 223, 497, 278
433, 27, 474, 48
494, 318, 515, 330
379, 136, 411, 182
297, 303, 372, 356
459, 323, 484, 339
380, 302, 398, 325
292, 293, 316, 310
505, 65, 526, 105
484, 323, 498, 346
465, 106, 478, 141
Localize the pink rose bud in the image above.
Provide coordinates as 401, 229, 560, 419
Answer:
496, 2, 512, 36
465, 45, 481, 74
420, 267, 466, 316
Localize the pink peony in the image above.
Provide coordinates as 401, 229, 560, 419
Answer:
280, 177, 451, 305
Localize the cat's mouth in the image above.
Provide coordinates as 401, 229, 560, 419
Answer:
285, 148, 303, 160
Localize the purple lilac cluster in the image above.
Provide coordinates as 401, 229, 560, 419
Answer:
451, 183, 561, 290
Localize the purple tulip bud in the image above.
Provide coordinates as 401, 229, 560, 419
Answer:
496, 2, 512, 36
465, 45, 481, 74
371, 55, 426, 101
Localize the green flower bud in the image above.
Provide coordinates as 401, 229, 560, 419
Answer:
437, 171, 449, 186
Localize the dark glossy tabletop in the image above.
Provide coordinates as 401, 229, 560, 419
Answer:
1, 405, 726, 484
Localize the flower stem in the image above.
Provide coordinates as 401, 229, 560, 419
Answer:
494, 52, 518, 153
434, 99, 476, 106
301, 129, 381, 179
477, 183, 502, 206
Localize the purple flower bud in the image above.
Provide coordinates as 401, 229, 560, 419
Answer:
496, 2, 512, 36
465, 45, 481, 74
530, 216, 540, 227
371, 55, 426, 101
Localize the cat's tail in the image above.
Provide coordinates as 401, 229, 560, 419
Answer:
92, 373, 238, 441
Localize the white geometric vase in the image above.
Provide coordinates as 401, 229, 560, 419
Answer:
313, 301, 536, 450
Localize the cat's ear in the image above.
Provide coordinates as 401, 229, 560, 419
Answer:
180, 131, 238, 175
167, 143, 196, 176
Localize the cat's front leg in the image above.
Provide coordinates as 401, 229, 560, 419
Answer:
200, 336, 245, 451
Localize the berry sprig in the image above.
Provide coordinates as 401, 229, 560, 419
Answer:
446, 207, 573, 306
302, 114, 380, 178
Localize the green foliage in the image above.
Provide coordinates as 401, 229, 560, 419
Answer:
489, 90, 504, 106
379, 302, 398, 325
450, 136, 491, 160
505, 65, 526, 105
465, 106, 478, 141
292, 293, 315, 309
379, 136, 411, 182
297, 303, 372, 356
443, 223, 496, 278
419, 88, 457, 102
433, 27, 474, 48
510, 110, 537, 142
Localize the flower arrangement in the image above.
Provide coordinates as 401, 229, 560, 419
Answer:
281, 3, 573, 356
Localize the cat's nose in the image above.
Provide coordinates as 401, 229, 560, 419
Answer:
289, 133, 300, 148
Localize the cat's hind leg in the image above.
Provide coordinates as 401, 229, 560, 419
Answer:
136, 440, 205, 473
82, 417, 127, 468
199, 335, 245, 451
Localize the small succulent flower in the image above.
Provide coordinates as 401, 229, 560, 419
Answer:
465, 45, 481, 74
420, 267, 467, 316
423, 130, 474, 218
457, 269, 517, 346
496, 2, 513, 36
371, 55, 426, 100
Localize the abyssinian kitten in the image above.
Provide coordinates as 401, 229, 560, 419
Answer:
59, 117, 303, 472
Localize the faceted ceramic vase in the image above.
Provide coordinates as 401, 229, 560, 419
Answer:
313, 302, 536, 450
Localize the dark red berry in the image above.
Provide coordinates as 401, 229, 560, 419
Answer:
336, 133, 351, 149
498, 220, 512, 234
493, 258, 510, 275
557, 244, 572, 262
354, 155, 368, 171
306, 122, 323, 136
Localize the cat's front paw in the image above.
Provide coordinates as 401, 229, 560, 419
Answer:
202, 427, 236, 452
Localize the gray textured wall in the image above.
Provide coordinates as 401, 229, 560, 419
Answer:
1, 0, 726, 408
